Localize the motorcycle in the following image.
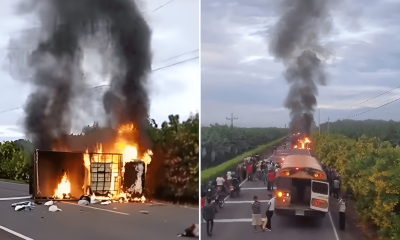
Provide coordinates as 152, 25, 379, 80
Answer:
214, 186, 225, 208
229, 178, 241, 198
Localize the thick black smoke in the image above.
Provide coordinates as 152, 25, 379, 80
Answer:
269, 0, 334, 134
16, 0, 151, 149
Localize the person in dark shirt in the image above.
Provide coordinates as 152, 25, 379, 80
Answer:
203, 198, 216, 236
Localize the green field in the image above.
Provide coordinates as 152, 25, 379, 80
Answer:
201, 137, 286, 183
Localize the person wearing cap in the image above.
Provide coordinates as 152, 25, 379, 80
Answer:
251, 196, 263, 233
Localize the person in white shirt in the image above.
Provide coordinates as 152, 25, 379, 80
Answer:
216, 176, 225, 186
338, 197, 347, 230
227, 171, 232, 181
264, 193, 275, 231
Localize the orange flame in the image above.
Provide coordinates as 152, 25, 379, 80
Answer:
53, 172, 71, 199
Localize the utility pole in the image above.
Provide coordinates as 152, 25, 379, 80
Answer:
319, 108, 320, 135
226, 113, 238, 128
327, 116, 329, 135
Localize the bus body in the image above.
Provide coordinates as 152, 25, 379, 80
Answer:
274, 155, 329, 217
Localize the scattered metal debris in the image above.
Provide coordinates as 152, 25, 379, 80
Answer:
78, 200, 90, 205
12, 201, 35, 211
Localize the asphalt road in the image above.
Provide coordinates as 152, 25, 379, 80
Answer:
201, 147, 364, 240
0, 181, 198, 240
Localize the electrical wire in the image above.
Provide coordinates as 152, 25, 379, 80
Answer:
345, 96, 400, 119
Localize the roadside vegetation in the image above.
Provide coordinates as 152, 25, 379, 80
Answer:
313, 131, 400, 240
201, 124, 288, 169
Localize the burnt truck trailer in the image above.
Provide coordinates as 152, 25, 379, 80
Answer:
274, 155, 329, 217
32, 150, 146, 201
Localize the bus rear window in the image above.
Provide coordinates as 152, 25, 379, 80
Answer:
275, 177, 291, 189
312, 181, 328, 195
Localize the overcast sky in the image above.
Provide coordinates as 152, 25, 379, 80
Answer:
0, 0, 199, 142
201, 0, 400, 128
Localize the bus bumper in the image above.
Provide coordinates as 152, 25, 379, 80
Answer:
275, 208, 326, 217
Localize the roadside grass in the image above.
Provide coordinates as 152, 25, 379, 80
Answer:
0, 178, 28, 184
201, 137, 286, 183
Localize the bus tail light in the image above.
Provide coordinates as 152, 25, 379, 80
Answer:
314, 173, 324, 178
282, 199, 286, 203
277, 191, 290, 198
280, 171, 290, 176
311, 198, 328, 208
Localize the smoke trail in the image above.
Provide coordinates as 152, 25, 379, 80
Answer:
14, 0, 151, 149
269, 0, 335, 134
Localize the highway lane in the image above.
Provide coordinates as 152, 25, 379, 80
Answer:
201, 148, 364, 240
0, 181, 198, 240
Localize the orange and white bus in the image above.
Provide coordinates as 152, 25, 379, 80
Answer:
274, 154, 329, 217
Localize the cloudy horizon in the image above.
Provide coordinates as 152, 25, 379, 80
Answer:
201, 0, 400, 128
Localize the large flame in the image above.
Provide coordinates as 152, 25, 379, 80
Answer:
54, 172, 71, 199
298, 137, 311, 149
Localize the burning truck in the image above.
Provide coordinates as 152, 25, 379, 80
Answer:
31, 125, 153, 203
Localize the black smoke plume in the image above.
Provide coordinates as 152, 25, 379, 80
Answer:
16, 0, 151, 149
269, 0, 335, 134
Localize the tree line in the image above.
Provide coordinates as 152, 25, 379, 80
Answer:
201, 124, 288, 170
319, 119, 400, 146
313, 131, 400, 239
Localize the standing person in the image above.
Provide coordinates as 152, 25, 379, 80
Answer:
252, 161, 257, 181
247, 164, 253, 181
268, 170, 275, 191
265, 193, 275, 231
227, 171, 232, 181
333, 177, 340, 199
203, 198, 216, 236
251, 196, 263, 233
338, 197, 347, 230
256, 162, 262, 180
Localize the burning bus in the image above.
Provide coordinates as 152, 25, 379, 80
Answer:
31, 124, 153, 203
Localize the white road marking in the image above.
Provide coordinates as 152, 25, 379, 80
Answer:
328, 211, 340, 240
241, 187, 268, 190
0, 225, 34, 240
214, 218, 266, 223
225, 200, 270, 204
0, 196, 32, 201
152, 201, 198, 210
61, 202, 130, 215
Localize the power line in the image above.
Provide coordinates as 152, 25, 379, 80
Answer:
152, 56, 198, 72
0, 107, 22, 114
333, 85, 400, 112
151, 0, 175, 12
0, 56, 199, 115
161, 49, 198, 62
345, 96, 400, 119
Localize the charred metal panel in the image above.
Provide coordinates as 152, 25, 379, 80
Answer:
34, 150, 85, 199
123, 161, 146, 198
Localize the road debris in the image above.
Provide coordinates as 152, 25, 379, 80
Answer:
49, 205, 62, 212
79, 195, 91, 203
101, 200, 111, 205
78, 200, 90, 205
44, 200, 54, 206
80, 210, 84, 213
140, 209, 149, 214
12, 201, 35, 211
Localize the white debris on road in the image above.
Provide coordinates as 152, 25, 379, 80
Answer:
12, 201, 35, 211
101, 200, 111, 205
78, 200, 90, 205
49, 205, 62, 212
44, 200, 54, 206
140, 209, 149, 214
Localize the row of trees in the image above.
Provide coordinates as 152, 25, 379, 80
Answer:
0, 139, 33, 182
320, 119, 400, 146
201, 124, 288, 169
147, 113, 199, 204
313, 132, 400, 239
